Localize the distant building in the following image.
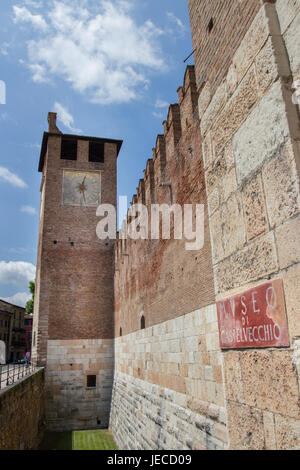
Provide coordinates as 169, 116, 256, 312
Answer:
24, 314, 33, 355
0, 300, 26, 363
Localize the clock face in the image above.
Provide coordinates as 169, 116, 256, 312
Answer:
62, 170, 101, 207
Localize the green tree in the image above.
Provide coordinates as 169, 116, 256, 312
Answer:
25, 280, 35, 315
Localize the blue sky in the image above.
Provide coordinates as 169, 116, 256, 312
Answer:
0, 0, 193, 306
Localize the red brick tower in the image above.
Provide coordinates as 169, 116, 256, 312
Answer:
32, 112, 122, 430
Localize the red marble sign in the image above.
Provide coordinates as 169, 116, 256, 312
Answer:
217, 279, 289, 349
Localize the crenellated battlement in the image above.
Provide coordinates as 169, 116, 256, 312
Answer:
114, 65, 208, 280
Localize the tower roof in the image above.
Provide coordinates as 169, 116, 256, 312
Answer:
38, 132, 123, 172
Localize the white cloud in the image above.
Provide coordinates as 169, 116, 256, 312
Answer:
2, 292, 31, 308
153, 111, 164, 119
0, 42, 10, 56
0, 167, 27, 188
14, 0, 165, 104
0, 261, 36, 288
155, 99, 169, 109
53, 102, 82, 134
20, 205, 37, 215
166, 12, 186, 35
13, 5, 48, 31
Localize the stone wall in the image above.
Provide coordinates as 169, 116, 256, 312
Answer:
110, 306, 228, 450
196, 1, 300, 449
45, 339, 113, 431
0, 369, 45, 450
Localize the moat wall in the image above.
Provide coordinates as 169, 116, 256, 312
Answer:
0, 369, 45, 450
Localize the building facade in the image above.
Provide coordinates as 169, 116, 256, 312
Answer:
24, 315, 33, 356
33, 0, 300, 449
0, 300, 26, 363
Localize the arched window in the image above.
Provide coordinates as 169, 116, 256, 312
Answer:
140, 315, 145, 330
119, 327, 122, 337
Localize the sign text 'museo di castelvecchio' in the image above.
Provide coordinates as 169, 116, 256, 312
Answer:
217, 279, 289, 349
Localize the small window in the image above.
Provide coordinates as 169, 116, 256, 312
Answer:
207, 18, 214, 33
89, 141, 104, 163
140, 316, 145, 330
61, 138, 77, 161
119, 327, 122, 337
87, 375, 97, 388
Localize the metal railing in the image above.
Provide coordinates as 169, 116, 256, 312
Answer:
0, 363, 35, 390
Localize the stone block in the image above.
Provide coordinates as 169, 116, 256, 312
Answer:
274, 413, 300, 450
214, 231, 278, 294
223, 351, 245, 402
276, 215, 300, 268
227, 402, 265, 450
198, 82, 211, 120
232, 4, 279, 84
210, 192, 246, 264
200, 81, 227, 137
213, 67, 258, 156
262, 143, 300, 228
263, 411, 277, 450
281, 263, 300, 338
239, 349, 300, 419
234, 81, 290, 184
276, 0, 300, 35
242, 174, 269, 241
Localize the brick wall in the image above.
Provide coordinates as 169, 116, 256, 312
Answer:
114, 66, 215, 337
0, 369, 44, 450
33, 136, 117, 359
187, 0, 261, 97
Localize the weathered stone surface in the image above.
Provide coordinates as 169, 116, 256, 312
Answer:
201, 81, 227, 137
213, 67, 258, 156
274, 413, 300, 450
281, 263, 300, 338
214, 232, 278, 294
226, 402, 265, 450
276, 0, 300, 35
210, 192, 246, 264
242, 174, 269, 241
283, 10, 300, 76
232, 4, 280, 84
223, 351, 245, 403
234, 81, 290, 184
276, 215, 300, 268
239, 350, 300, 418
198, 82, 211, 120
263, 411, 277, 450
110, 372, 228, 450
262, 143, 300, 228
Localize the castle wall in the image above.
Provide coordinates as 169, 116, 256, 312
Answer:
45, 339, 113, 431
196, 1, 300, 449
114, 67, 215, 338
110, 306, 228, 450
110, 1, 300, 450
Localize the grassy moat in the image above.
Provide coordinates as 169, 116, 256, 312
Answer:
39, 430, 118, 450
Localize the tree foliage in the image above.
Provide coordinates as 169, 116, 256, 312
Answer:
25, 280, 35, 315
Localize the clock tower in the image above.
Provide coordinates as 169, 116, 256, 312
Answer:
32, 112, 122, 431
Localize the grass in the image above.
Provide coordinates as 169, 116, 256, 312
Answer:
39, 430, 118, 450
